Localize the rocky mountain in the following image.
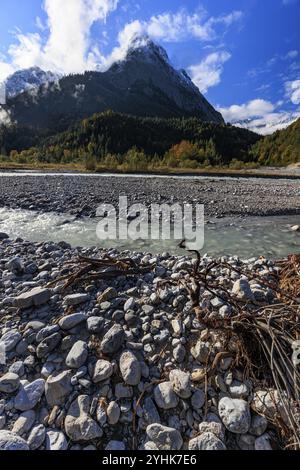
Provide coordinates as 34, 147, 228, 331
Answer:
3, 36, 223, 135
4, 66, 60, 99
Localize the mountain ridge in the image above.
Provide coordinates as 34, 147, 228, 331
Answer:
1, 35, 223, 134
4, 66, 60, 99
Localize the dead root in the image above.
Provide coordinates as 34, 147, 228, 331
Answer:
47, 253, 155, 292
179, 240, 300, 449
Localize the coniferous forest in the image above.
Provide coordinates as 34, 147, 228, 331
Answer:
0, 111, 299, 171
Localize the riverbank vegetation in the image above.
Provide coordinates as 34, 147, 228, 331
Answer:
0, 112, 299, 172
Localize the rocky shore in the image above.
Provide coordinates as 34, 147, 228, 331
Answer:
0, 174, 299, 218
0, 233, 296, 451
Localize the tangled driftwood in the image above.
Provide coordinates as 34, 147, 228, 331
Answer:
178, 242, 300, 449
48, 254, 155, 291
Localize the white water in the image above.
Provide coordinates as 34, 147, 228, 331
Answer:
0, 207, 299, 258
0, 170, 298, 183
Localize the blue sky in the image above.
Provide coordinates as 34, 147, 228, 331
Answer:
0, 0, 299, 133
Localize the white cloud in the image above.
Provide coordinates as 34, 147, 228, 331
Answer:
97, 7, 241, 71
0, 3, 242, 79
0, 60, 14, 82
285, 79, 300, 104
146, 10, 213, 42
188, 51, 231, 93
119, 8, 243, 44
218, 99, 275, 122
210, 11, 243, 27
217, 98, 300, 135
2, 0, 119, 78
285, 50, 298, 60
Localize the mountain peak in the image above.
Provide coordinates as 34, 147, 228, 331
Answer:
125, 34, 170, 65
5, 66, 60, 99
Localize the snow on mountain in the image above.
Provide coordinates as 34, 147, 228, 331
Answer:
125, 34, 170, 65
232, 112, 300, 135
5, 67, 61, 99
108, 34, 223, 123
4, 35, 224, 129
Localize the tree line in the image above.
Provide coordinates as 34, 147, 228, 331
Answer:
0, 110, 262, 170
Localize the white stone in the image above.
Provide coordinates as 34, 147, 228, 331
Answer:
65, 340, 88, 369
169, 369, 191, 398
190, 340, 210, 363
58, 313, 86, 330
0, 330, 22, 352
12, 410, 35, 435
107, 401, 120, 425
45, 370, 73, 406
154, 382, 179, 410
64, 293, 90, 306
46, 430, 68, 450
146, 423, 183, 450
232, 278, 254, 301
124, 297, 136, 312
252, 389, 289, 424
27, 425, 46, 450
0, 372, 20, 393
189, 432, 226, 450
119, 350, 141, 386
15, 287, 51, 308
0, 430, 29, 450
65, 395, 102, 442
93, 360, 114, 383
218, 397, 251, 434
14, 379, 45, 411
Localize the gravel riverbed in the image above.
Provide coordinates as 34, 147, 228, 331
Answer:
0, 174, 299, 218
0, 233, 294, 451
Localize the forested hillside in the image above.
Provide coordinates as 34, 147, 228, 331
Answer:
250, 118, 300, 165
0, 111, 261, 170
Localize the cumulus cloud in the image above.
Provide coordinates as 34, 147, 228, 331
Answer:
285, 79, 300, 104
188, 51, 231, 93
0, 3, 243, 80
115, 8, 242, 45
218, 98, 300, 135
2, 0, 119, 78
96, 7, 241, 71
218, 99, 275, 122
146, 10, 213, 42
